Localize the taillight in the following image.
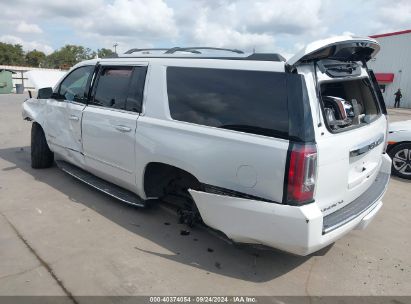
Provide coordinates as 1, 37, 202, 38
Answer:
285, 143, 317, 205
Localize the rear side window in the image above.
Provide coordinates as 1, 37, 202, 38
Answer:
92, 66, 133, 109
167, 67, 289, 139
125, 66, 147, 113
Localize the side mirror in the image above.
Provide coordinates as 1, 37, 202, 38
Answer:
37, 87, 53, 99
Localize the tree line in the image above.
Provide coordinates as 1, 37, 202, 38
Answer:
0, 42, 114, 69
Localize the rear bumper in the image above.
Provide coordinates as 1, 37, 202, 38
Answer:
323, 171, 389, 234
189, 155, 391, 256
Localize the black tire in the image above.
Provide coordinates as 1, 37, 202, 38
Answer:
31, 122, 54, 169
388, 142, 411, 179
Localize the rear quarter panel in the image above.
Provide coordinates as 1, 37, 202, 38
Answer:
135, 117, 289, 201
134, 63, 289, 202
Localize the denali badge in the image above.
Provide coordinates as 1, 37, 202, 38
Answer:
350, 134, 384, 157
321, 200, 344, 213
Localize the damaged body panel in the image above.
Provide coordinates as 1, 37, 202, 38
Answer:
22, 98, 48, 126
189, 175, 387, 256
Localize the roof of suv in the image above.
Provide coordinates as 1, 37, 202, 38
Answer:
71, 46, 287, 72
75, 54, 286, 73
119, 47, 285, 61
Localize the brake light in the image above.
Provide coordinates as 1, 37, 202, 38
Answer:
285, 143, 317, 204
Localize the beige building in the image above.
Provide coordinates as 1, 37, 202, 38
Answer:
368, 29, 411, 108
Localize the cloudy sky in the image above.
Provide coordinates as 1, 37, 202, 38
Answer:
0, 0, 410, 57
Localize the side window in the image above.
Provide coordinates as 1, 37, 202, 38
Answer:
167, 67, 289, 139
92, 66, 133, 109
125, 66, 147, 113
58, 66, 94, 103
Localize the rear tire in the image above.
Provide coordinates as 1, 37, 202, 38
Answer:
388, 143, 411, 179
31, 122, 54, 169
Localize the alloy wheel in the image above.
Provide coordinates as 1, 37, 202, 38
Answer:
392, 148, 411, 176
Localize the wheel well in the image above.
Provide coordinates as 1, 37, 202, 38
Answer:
32, 121, 45, 130
31, 121, 43, 133
143, 162, 202, 198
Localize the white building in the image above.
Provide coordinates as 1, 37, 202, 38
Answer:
368, 29, 411, 108
0, 65, 65, 92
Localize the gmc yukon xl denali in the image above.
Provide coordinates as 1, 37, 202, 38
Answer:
22, 36, 391, 255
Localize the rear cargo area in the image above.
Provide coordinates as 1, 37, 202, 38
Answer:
320, 77, 380, 132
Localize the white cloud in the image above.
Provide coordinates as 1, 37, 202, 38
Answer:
82, 0, 178, 40
192, 13, 276, 52
1, 0, 104, 18
17, 21, 43, 34
1, 0, 410, 57
0, 35, 53, 55
377, 0, 411, 32
245, 0, 324, 35
177, 0, 328, 53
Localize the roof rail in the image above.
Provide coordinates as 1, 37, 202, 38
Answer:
123, 47, 245, 55
164, 47, 244, 54
124, 48, 170, 54
113, 48, 285, 62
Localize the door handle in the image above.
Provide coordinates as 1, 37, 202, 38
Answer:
115, 125, 132, 132
69, 115, 79, 121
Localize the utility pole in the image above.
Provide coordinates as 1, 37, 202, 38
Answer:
113, 43, 118, 54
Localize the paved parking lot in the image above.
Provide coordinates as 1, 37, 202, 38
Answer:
0, 94, 410, 297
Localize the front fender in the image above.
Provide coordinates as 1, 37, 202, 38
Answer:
22, 98, 48, 127
387, 130, 411, 146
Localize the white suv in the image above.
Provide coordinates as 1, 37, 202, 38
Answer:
22, 36, 391, 255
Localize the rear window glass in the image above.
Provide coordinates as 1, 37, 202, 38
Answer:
93, 66, 133, 109
320, 78, 381, 133
167, 67, 289, 139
